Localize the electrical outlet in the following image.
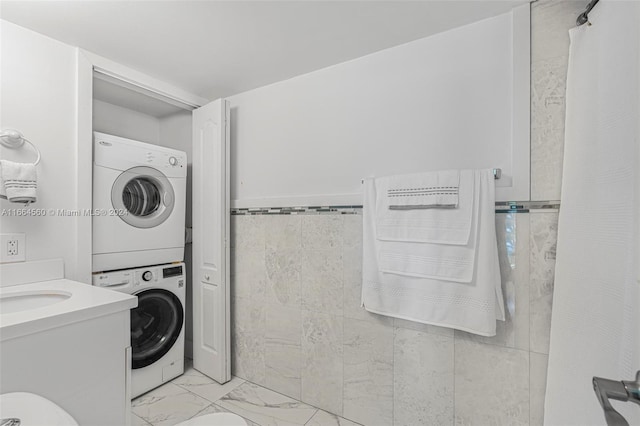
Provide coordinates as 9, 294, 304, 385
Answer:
7, 240, 18, 256
0, 233, 26, 263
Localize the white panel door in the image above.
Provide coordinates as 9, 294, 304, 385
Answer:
192, 99, 230, 383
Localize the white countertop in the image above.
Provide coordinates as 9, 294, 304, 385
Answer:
0, 279, 137, 341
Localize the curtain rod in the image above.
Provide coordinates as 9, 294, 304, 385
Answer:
577, 0, 600, 26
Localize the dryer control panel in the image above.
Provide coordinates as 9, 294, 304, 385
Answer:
94, 131, 187, 178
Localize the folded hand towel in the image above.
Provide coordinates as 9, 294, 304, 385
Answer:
376, 170, 475, 245
361, 169, 504, 336
377, 179, 479, 282
0, 160, 37, 204
385, 169, 459, 209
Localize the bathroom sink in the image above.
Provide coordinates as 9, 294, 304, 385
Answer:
0, 290, 71, 314
0, 276, 136, 342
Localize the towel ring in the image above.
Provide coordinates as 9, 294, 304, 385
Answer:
0, 129, 41, 166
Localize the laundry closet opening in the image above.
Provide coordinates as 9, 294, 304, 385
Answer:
91, 69, 196, 359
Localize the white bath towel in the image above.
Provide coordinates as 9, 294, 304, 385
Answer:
362, 169, 504, 336
0, 160, 37, 204
376, 170, 475, 245
384, 169, 460, 209
377, 178, 479, 282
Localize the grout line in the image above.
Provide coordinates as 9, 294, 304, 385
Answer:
188, 403, 217, 421
453, 331, 456, 424
391, 324, 395, 425
529, 343, 533, 425
303, 409, 320, 426
341, 213, 346, 417
238, 376, 363, 425
131, 413, 153, 426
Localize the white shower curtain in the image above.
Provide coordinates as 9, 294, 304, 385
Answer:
544, 1, 640, 425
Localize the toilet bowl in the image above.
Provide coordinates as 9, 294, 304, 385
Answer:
0, 392, 78, 426
175, 412, 248, 426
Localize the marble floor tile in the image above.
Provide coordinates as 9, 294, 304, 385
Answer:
172, 367, 246, 403
454, 340, 530, 426
216, 381, 318, 426
343, 318, 394, 426
132, 413, 152, 426
394, 327, 454, 426
189, 403, 260, 426
305, 409, 362, 426
132, 382, 212, 426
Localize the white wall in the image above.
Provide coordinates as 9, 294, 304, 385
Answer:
93, 100, 161, 144
0, 20, 81, 278
228, 7, 530, 207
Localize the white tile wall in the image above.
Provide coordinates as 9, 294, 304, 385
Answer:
343, 318, 394, 425
394, 327, 454, 426
230, 211, 557, 425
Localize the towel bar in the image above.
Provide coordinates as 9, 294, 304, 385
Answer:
0, 129, 42, 166
361, 168, 502, 184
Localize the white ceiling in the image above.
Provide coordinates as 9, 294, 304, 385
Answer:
1, 1, 528, 101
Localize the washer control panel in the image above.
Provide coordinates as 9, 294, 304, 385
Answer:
92, 263, 185, 289
92, 269, 133, 288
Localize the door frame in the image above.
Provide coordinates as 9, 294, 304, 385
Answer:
75, 49, 208, 282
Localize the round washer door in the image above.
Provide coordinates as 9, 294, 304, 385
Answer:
112, 166, 175, 229
131, 288, 184, 369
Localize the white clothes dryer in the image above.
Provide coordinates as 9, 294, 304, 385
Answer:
93, 263, 186, 398
92, 132, 187, 272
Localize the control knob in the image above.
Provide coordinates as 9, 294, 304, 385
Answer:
169, 156, 178, 166
142, 271, 153, 282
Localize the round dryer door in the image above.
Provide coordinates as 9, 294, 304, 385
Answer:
130, 288, 184, 369
112, 166, 175, 229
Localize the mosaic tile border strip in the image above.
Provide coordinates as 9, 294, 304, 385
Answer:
495, 200, 560, 213
231, 201, 560, 216
232, 205, 363, 216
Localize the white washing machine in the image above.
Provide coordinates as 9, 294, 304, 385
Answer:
93, 263, 185, 398
92, 132, 187, 272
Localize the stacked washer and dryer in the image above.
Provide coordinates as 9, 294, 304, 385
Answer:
91, 132, 188, 398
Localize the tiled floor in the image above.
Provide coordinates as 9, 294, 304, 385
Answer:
132, 360, 361, 426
